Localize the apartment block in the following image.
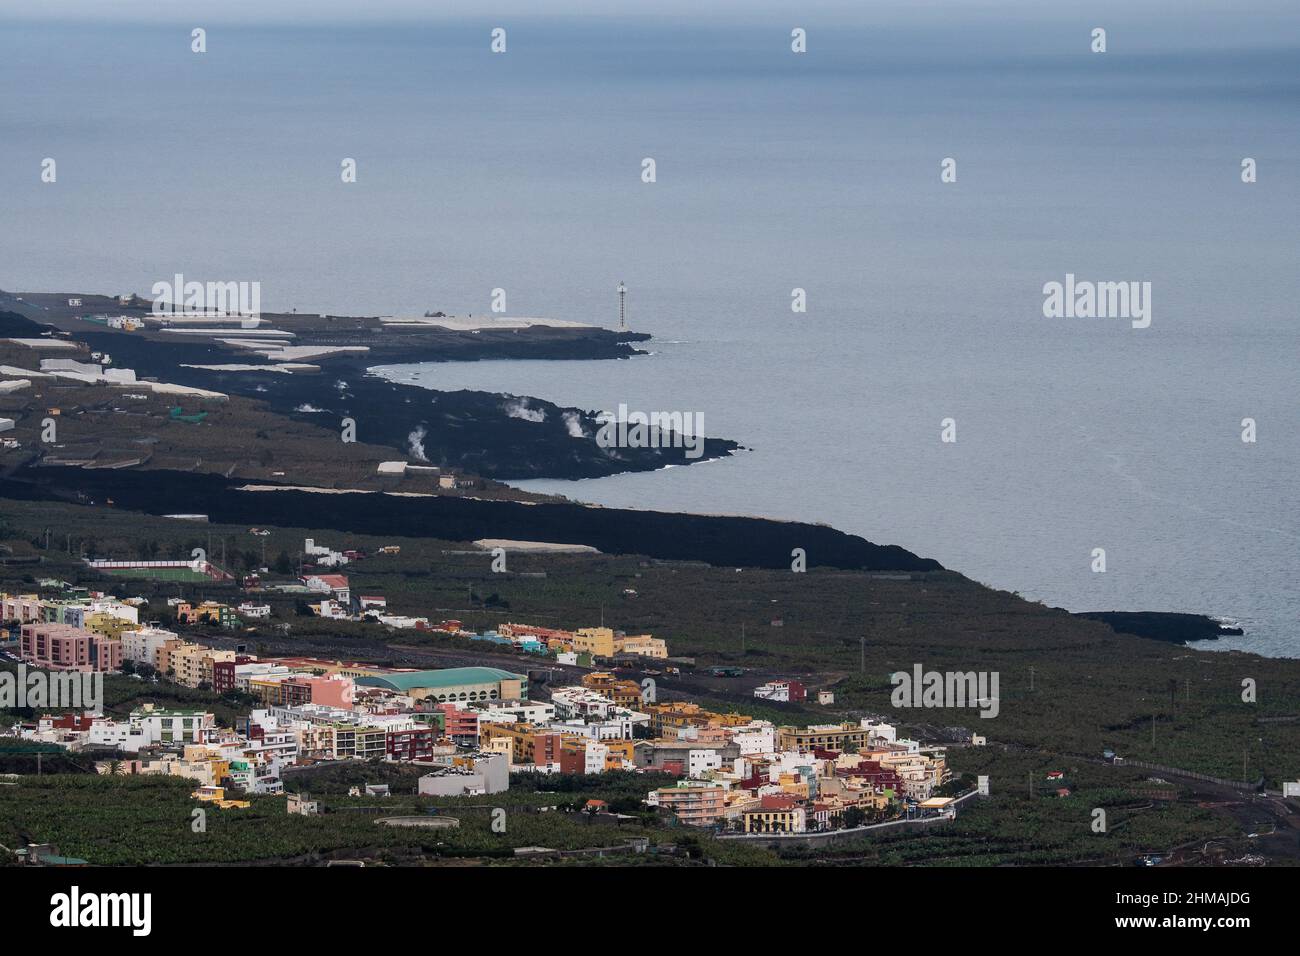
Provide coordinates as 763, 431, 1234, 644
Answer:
19, 623, 121, 672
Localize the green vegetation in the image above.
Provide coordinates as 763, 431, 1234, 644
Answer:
3, 496, 1298, 789
102, 567, 213, 583
0, 662, 257, 728
0, 773, 767, 867
778, 750, 1230, 866
2, 495, 1296, 867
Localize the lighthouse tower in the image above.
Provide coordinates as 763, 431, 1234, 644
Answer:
617, 280, 627, 330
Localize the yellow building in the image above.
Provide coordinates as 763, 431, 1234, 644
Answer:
329, 725, 387, 760
572, 627, 667, 660
191, 785, 250, 809
176, 601, 239, 628
168, 643, 235, 689
775, 772, 811, 801
83, 611, 136, 640
614, 634, 668, 659
817, 776, 892, 813
742, 798, 807, 834
170, 643, 207, 688
573, 627, 616, 658
722, 790, 762, 822
646, 702, 752, 739
776, 723, 873, 754
482, 736, 514, 761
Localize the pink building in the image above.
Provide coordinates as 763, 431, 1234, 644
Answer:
436, 703, 479, 744
19, 623, 122, 672
300, 674, 355, 708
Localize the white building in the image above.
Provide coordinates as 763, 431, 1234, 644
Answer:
547, 717, 641, 742
471, 700, 555, 725
232, 662, 293, 692
62, 599, 140, 629
418, 752, 509, 796
861, 719, 897, 743
754, 681, 800, 702
730, 721, 776, 757
304, 538, 348, 567
581, 741, 610, 775
550, 686, 620, 721
86, 716, 156, 752
120, 627, 179, 667
314, 598, 350, 620
688, 749, 723, 778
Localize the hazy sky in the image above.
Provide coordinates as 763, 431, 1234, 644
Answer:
0, 0, 1292, 26
4, 1, 1297, 54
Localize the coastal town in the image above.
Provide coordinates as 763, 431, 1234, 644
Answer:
1, 545, 963, 847
3, 476, 1298, 876
2, 2, 1295, 938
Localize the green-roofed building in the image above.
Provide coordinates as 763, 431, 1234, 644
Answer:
356, 666, 527, 704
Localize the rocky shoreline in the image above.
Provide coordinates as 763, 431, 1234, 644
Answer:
1074, 611, 1245, 645
0, 292, 1250, 638
0, 296, 739, 481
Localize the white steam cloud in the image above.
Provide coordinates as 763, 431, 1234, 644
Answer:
407, 425, 428, 461
504, 399, 546, 423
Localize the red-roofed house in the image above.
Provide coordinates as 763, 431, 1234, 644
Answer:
303, 574, 350, 605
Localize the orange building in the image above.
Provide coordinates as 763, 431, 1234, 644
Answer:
477, 722, 566, 766
581, 672, 643, 709
645, 701, 751, 738
650, 784, 726, 826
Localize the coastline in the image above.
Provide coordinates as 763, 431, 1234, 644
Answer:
0, 295, 740, 482
0, 289, 1279, 656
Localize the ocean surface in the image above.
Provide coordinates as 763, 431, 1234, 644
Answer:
3, 12, 1297, 655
